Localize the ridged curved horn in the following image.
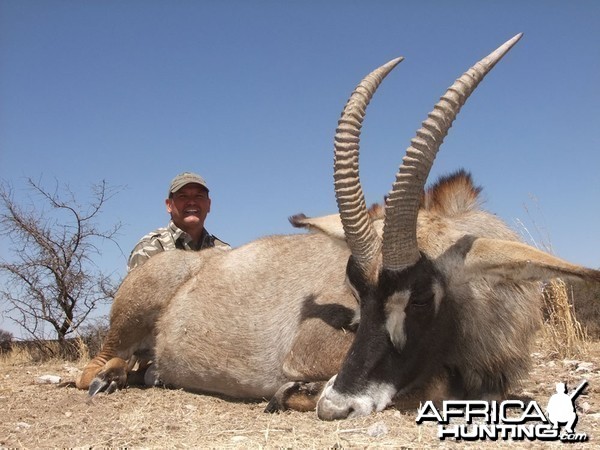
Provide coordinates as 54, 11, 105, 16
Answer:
334, 57, 404, 274
382, 33, 523, 271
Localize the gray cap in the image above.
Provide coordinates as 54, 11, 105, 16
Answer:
168, 172, 209, 196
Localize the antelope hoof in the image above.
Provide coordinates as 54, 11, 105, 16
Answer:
88, 378, 111, 396
87, 357, 128, 396
264, 384, 292, 413
265, 381, 323, 413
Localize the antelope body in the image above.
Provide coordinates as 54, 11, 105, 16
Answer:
77, 34, 600, 420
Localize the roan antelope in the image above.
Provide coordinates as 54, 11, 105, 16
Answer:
77, 34, 600, 420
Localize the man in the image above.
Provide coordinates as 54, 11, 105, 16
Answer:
128, 172, 229, 271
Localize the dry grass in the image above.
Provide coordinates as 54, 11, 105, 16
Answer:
2, 331, 599, 448
1, 338, 598, 448
1, 285, 598, 448
1, 338, 90, 365
541, 279, 589, 359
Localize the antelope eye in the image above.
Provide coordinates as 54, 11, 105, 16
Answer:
410, 294, 433, 308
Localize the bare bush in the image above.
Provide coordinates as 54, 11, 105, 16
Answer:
0, 178, 123, 346
0, 329, 13, 354
78, 318, 109, 360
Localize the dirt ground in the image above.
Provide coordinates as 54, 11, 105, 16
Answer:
1, 338, 599, 449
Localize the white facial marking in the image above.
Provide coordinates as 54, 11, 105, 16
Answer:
317, 374, 397, 419
385, 290, 410, 350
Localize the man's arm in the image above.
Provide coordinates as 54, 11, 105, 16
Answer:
127, 239, 165, 271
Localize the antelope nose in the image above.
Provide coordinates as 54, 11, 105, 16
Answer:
316, 396, 353, 421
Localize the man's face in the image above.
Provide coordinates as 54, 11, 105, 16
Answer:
166, 184, 211, 232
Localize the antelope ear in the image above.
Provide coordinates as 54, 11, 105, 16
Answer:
289, 213, 346, 240
459, 236, 600, 284
290, 213, 385, 242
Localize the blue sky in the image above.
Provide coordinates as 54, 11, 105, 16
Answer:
1, 1, 599, 337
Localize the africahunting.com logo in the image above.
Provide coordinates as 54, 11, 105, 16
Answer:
416, 380, 589, 443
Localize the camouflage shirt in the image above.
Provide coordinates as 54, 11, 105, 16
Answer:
127, 220, 229, 271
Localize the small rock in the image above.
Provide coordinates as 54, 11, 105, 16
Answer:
231, 436, 249, 443
35, 374, 61, 384
576, 362, 594, 373
578, 402, 590, 413
366, 421, 388, 437
65, 411, 73, 417
16, 422, 31, 430
63, 365, 81, 376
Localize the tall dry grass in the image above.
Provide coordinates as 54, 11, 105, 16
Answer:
516, 202, 592, 357
0, 320, 106, 365
0, 337, 91, 365
541, 278, 589, 359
